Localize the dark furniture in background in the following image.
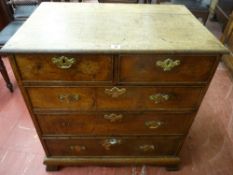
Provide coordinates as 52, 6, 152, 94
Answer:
9, 0, 83, 21
10, 0, 39, 20
40, 0, 82, 2
221, 12, 233, 76
0, 0, 38, 92
0, 20, 24, 92
0, 0, 12, 30
155, 0, 211, 24
0, 0, 22, 92
215, 0, 233, 30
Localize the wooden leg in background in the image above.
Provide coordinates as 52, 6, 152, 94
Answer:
46, 165, 59, 172
222, 55, 233, 77
0, 57, 13, 92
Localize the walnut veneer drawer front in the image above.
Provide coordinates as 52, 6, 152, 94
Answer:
97, 86, 203, 111
45, 136, 181, 156
28, 87, 203, 111
119, 55, 217, 83
15, 54, 113, 82
37, 112, 194, 136
27, 87, 95, 111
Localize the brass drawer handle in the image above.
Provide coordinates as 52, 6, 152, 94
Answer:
60, 121, 70, 127
139, 144, 155, 152
104, 113, 123, 122
102, 138, 121, 150
52, 56, 76, 69
149, 93, 170, 104
105, 87, 126, 98
145, 120, 164, 129
70, 145, 86, 152
156, 58, 180, 71
58, 94, 80, 103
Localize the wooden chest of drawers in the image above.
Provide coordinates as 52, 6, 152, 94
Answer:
1, 3, 227, 171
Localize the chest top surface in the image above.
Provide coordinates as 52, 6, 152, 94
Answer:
1, 3, 227, 54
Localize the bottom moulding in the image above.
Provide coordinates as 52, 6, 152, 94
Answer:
44, 156, 180, 171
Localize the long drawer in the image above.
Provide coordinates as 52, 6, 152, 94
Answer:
15, 54, 113, 82
119, 54, 217, 83
37, 112, 194, 136
27, 86, 203, 111
45, 136, 182, 157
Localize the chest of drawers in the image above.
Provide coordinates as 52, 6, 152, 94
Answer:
1, 3, 228, 171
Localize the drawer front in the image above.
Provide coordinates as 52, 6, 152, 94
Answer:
97, 86, 203, 111
45, 136, 181, 156
15, 54, 113, 82
37, 112, 194, 135
28, 86, 202, 111
119, 55, 217, 83
27, 87, 95, 111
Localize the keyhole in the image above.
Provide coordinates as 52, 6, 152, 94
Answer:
109, 138, 117, 144
166, 60, 171, 67
62, 58, 66, 64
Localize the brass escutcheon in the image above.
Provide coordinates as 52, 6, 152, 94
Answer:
156, 58, 180, 71
145, 120, 164, 129
60, 121, 70, 127
52, 56, 76, 69
104, 113, 123, 122
102, 138, 121, 150
105, 87, 126, 98
70, 145, 86, 152
139, 144, 155, 152
58, 94, 80, 103
149, 93, 170, 104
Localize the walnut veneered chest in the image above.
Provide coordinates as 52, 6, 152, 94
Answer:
1, 3, 228, 171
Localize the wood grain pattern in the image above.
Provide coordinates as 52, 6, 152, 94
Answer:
43, 156, 180, 166
119, 54, 217, 83
96, 86, 203, 111
44, 136, 182, 156
27, 87, 95, 111
15, 54, 113, 82
27, 86, 203, 111
37, 112, 195, 136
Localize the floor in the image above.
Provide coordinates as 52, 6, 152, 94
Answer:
1, 2, 233, 175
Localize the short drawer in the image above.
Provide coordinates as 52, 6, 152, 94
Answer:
15, 54, 113, 82
119, 54, 217, 83
27, 87, 95, 111
96, 86, 203, 111
37, 112, 194, 136
45, 136, 181, 156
